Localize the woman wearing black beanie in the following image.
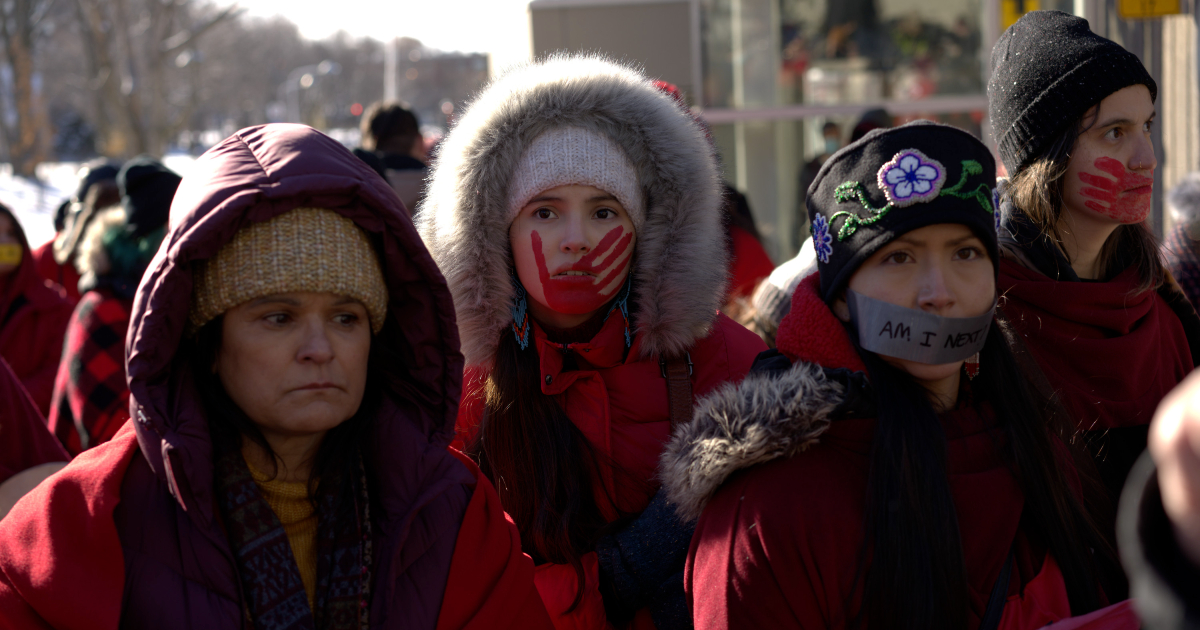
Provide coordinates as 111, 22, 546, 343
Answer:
989, 10, 1200, 551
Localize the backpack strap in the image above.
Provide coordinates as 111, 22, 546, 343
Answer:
978, 547, 1014, 630
659, 352, 694, 429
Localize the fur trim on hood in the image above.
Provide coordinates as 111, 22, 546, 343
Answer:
416, 55, 727, 367
661, 271, 877, 521
659, 360, 849, 521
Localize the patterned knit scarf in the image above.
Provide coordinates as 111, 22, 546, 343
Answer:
215, 448, 369, 630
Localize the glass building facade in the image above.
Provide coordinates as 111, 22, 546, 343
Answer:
531, 0, 1188, 261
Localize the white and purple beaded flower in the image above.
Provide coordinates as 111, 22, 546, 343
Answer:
876, 149, 947, 207
812, 214, 833, 264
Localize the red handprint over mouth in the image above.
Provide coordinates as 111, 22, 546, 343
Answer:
1078, 157, 1153, 224
532, 226, 634, 315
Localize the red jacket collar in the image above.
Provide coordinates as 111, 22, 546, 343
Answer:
534, 310, 631, 395
774, 273, 867, 374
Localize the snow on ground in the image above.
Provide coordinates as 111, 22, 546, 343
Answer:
1, 154, 200, 250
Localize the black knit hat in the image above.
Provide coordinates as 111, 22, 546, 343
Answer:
117, 156, 181, 238
72, 160, 120, 203
988, 10, 1156, 174
808, 120, 999, 303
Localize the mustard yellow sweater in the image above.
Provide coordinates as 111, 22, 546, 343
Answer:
247, 459, 318, 611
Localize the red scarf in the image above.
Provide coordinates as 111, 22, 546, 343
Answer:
999, 259, 1193, 431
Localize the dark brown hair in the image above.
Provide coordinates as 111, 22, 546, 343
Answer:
360, 101, 421, 155
849, 316, 1111, 628
467, 330, 629, 611
1007, 107, 1164, 292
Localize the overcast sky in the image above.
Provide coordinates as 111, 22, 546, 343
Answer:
234, 0, 534, 74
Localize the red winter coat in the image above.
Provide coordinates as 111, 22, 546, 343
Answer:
30, 239, 81, 303
0, 425, 551, 630
661, 273, 1139, 630
456, 312, 766, 630
0, 357, 68, 485
726, 225, 774, 302
0, 124, 551, 630
47, 288, 134, 456
0, 208, 73, 416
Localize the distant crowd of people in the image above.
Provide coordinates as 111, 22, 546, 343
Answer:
0, 10, 1197, 630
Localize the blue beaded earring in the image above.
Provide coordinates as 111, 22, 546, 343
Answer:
511, 272, 531, 350
604, 277, 634, 349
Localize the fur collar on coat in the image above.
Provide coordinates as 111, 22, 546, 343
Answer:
416, 55, 727, 368
660, 272, 872, 521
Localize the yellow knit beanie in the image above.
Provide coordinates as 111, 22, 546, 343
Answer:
189, 208, 388, 333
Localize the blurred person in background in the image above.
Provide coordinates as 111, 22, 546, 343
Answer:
1163, 171, 1200, 308
722, 184, 775, 304
740, 249, 814, 347
850, 108, 891, 143
33, 160, 121, 302
355, 100, 428, 214
1120, 369, 1200, 629
47, 156, 179, 456
0, 202, 74, 415
0, 124, 550, 629
51, 161, 123, 302
0, 357, 68, 519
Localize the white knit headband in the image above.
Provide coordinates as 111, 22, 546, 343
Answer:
505, 126, 645, 230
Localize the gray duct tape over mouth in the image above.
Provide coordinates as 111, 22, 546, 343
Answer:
847, 290, 994, 365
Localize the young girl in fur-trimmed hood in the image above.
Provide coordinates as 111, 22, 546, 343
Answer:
662, 121, 1138, 629
417, 56, 766, 629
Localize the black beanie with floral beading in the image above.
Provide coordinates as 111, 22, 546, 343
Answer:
807, 120, 999, 303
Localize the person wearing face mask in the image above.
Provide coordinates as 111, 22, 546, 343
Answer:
417, 56, 767, 630
662, 121, 1137, 629
0, 124, 552, 630
989, 11, 1200, 544
0, 203, 74, 415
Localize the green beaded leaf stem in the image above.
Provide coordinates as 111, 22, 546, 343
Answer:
828, 160, 994, 242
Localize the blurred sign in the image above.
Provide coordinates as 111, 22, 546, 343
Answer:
1117, 0, 1181, 18
530, 0, 701, 105
1001, 0, 1039, 31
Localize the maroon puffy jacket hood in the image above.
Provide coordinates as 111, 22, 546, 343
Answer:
126, 122, 466, 526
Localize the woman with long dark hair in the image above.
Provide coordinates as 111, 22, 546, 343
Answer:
416, 56, 766, 629
663, 121, 1137, 628
989, 11, 1200, 519
0, 124, 551, 630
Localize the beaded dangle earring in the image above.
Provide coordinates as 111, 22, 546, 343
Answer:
511, 271, 531, 350
965, 352, 980, 380
605, 276, 634, 348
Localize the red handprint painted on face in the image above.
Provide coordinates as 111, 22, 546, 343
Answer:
1078, 156, 1153, 224
532, 226, 634, 315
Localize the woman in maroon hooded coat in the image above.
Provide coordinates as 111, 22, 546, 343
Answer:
0, 203, 73, 415
0, 124, 551, 630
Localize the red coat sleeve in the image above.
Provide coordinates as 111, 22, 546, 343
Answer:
0, 358, 67, 485
18, 286, 74, 416
436, 449, 554, 630
687, 454, 854, 630
0, 425, 139, 630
